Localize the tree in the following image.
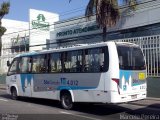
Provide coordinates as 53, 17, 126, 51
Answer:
70, 0, 137, 42
0, 2, 10, 56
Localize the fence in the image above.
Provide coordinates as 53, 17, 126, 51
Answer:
0, 34, 160, 77
118, 35, 160, 77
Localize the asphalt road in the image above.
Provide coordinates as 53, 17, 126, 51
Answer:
0, 90, 160, 120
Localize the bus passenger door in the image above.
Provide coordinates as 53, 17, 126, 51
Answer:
19, 57, 32, 97
21, 74, 32, 97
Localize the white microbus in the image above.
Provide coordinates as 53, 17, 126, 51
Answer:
6, 42, 147, 109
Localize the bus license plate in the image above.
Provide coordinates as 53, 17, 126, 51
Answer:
131, 95, 137, 99
138, 73, 145, 80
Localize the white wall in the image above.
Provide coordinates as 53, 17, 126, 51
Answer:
1, 9, 60, 73
1, 19, 29, 73
2, 19, 29, 55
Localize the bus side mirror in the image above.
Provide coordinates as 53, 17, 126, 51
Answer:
7, 61, 10, 67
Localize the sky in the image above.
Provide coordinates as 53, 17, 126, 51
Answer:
1, 0, 89, 22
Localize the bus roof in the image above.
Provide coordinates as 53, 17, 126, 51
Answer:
15, 41, 138, 58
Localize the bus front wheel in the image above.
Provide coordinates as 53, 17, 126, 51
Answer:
11, 87, 18, 100
60, 92, 73, 110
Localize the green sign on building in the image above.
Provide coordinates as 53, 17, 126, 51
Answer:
56, 25, 100, 37
32, 14, 49, 31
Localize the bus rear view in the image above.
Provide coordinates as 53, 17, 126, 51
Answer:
110, 42, 147, 103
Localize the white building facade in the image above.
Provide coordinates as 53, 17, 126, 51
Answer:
29, 9, 59, 51
1, 9, 59, 73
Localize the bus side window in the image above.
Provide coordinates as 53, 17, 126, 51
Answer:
84, 49, 89, 72
32, 55, 47, 73
63, 52, 71, 72
32, 58, 37, 73
70, 50, 82, 72
50, 53, 62, 73
84, 47, 105, 72
100, 48, 105, 72
19, 57, 31, 73
28, 59, 32, 72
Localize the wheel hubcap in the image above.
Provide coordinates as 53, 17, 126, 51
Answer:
62, 94, 72, 109
64, 96, 71, 106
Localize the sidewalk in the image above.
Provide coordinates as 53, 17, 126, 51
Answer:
128, 97, 160, 109
0, 84, 6, 90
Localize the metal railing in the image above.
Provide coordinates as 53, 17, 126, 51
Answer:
1, 34, 160, 77
117, 35, 160, 77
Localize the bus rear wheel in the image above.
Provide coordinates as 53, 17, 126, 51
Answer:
11, 87, 18, 100
61, 92, 73, 110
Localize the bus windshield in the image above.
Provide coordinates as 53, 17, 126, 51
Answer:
116, 44, 146, 70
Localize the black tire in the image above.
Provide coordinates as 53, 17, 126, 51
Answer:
61, 92, 73, 110
11, 87, 18, 100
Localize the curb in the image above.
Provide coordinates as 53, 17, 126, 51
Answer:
128, 98, 160, 109
128, 102, 160, 109
147, 97, 160, 101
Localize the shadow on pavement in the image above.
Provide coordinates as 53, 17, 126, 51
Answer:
0, 93, 131, 116
0, 95, 130, 116
125, 104, 160, 119
2, 92, 160, 117
0, 94, 12, 99
72, 103, 131, 116
147, 103, 160, 109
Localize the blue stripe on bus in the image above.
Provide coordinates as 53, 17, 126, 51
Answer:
57, 86, 96, 90
132, 83, 141, 86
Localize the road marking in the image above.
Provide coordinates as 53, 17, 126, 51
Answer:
0, 98, 8, 102
60, 111, 101, 120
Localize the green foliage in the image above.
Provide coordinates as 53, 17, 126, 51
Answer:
0, 2, 10, 56
85, 0, 137, 29
69, 0, 137, 29
69, 0, 137, 41
0, 2, 10, 20
0, 26, 6, 36
0, 2, 10, 37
